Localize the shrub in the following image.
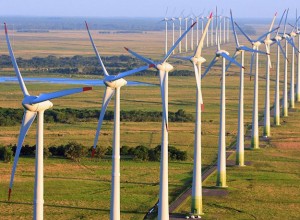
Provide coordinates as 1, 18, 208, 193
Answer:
0, 146, 13, 163
132, 145, 149, 161
64, 142, 86, 162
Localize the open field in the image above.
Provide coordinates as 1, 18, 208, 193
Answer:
176, 106, 300, 220
1, 26, 299, 219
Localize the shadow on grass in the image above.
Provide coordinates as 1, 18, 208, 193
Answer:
0, 200, 145, 214
208, 203, 257, 219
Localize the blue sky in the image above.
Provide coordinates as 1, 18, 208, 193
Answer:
0, 0, 299, 18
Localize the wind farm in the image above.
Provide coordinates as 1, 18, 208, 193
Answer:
0, 2, 300, 220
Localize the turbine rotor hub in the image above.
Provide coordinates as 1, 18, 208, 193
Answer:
22, 96, 53, 112
157, 62, 174, 72
104, 77, 127, 89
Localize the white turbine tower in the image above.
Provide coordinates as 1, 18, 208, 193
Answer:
125, 22, 196, 220
177, 11, 184, 53
184, 15, 190, 52
173, 12, 212, 216
226, 10, 267, 166
85, 22, 152, 220
171, 17, 176, 54
202, 15, 244, 188
235, 21, 278, 149
5, 23, 92, 220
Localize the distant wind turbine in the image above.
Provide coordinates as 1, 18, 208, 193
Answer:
173, 12, 212, 216
235, 21, 278, 149
226, 10, 267, 166
202, 14, 244, 187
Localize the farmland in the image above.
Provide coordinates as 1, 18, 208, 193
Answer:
0, 26, 299, 219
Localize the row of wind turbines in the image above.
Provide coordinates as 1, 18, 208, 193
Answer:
161, 9, 230, 55
4, 7, 300, 220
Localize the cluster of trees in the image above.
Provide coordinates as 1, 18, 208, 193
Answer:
0, 146, 13, 163
0, 54, 194, 76
0, 108, 194, 126
0, 142, 187, 162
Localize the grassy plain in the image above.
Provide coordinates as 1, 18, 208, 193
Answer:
0, 27, 299, 219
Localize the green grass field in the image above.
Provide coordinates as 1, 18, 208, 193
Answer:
0, 27, 299, 219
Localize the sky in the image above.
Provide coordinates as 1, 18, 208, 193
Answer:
0, 0, 299, 18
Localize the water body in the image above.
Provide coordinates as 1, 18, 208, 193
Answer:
0, 77, 152, 86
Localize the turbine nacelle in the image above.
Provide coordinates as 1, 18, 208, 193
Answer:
282, 34, 289, 39
216, 50, 229, 57
273, 35, 282, 41
252, 41, 261, 47
22, 96, 53, 112
104, 77, 127, 89
191, 56, 206, 64
264, 38, 273, 45
157, 62, 174, 72
290, 32, 297, 37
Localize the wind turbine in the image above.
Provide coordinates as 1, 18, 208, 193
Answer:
5, 23, 92, 220
280, 9, 299, 116
226, 10, 267, 166
287, 15, 300, 109
173, 12, 212, 216
125, 22, 195, 220
272, 10, 288, 126
235, 20, 278, 149
85, 22, 152, 220
202, 15, 244, 188
296, 9, 300, 102
262, 13, 277, 138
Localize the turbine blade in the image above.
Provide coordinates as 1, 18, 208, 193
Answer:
230, 9, 240, 47
202, 55, 219, 79
162, 21, 197, 63
85, 21, 109, 76
239, 45, 267, 55
225, 51, 239, 72
4, 23, 29, 96
93, 87, 115, 155
234, 22, 253, 43
8, 110, 37, 200
124, 47, 156, 66
277, 41, 288, 61
221, 52, 244, 69
283, 8, 289, 35
249, 52, 255, 77
112, 65, 151, 81
158, 70, 168, 131
256, 27, 279, 42
193, 62, 200, 91
194, 12, 212, 57
30, 87, 92, 104
276, 9, 287, 35
286, 37, 300, 53
267, 12, 277, 40
172, 55, 192, 61
265, 44, 272, 69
